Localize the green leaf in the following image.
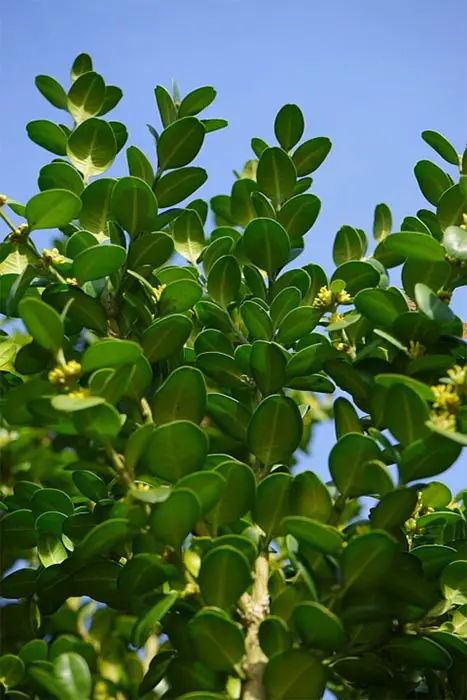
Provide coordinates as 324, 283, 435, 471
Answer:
67, 71, 105, 124
207, 255, 241, 308
383, 636, 452, 671
155, 167, 207, 208
179, 86, 216, 117
443, 225, 467, 261
197, 351, 250, 390
151, 489, 201, 548
332, 260, 380, 296
278, 193, 321, 241
212, 460, 256, 525
128, 231, 173, 270
98, 85, 123, 116
71, 53, 93, 81
230, 178, 258, 227
292, 601, 346, 651
109, 120, 128, 152
37, 532, 68, 568
142, 314, 193, 361
414, 160, 453, 205
248, 395, 302, 466
110, 176, 158, 236
26, 120, 68, 155
274, 104, 305, 151
257, 147, 296, 203
154, 86, 178, 128
201, 118, 228, 133
82, 339, 142, 372
291, 472, 332, 522
157, 117, 205, 170
199, 546, 251, 609
283, 516, 343, 555
31, 487, 74, 516
188, 610, 244, 672
334, 397, 363, 439
422, 130, 459, 165
251, 190, 277, 219
159, 279, 202, 314
206, 393, 251, 442
376, 231, 445, 262
73, 243, 126, 282
72, 470, 107, 502
259, 617, 292, 658
384, 383, 430, 446
72, 402, 123, 440
153, 366, 206, 425
35, 74, 68, 110
67, 118, 117, 180
370, 487, 418, 530
177, 471, 225, 515
333, 225, 366, 264
292, 137, 332, 176
286, 342, 331, 380
145, 420, 208, 481
0, 510, 36, 548
276, 306, 322, 346
251, 340, 287, 395
415, 282, 462, 331
126, 145, 155, 186
0, 655, 25, 689
401, 257, 450, 300
253, 473, 292, 540
441, 561, 467, 605
243, 218, 290, 276
373, 203, 392, 242
353, 288, 404, 329
26, 189, 81, 231
118, 553, 168, 596
329, 433, 392, 497
437, 184, 467, 231
72, 518, 136, 567
38, 162, 84, 195
133, 592, 180, 648
241, 300, 273, 340
194, 328, 234, 356
270, 287, 302, 329
79, 178, 115, 234
0, 568, 36, 598
174, 209, 205, 264
53, 652, 92, 700
399, 432, 462, 483
264, 649, 326, 700
375, 373, 435, 401
342, 531, 398, 591
19, 298, 64, 352
43, 285, 107, 333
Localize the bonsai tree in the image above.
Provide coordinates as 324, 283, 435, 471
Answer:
0, 53, 466, 700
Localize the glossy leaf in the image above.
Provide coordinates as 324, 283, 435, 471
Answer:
199, 546, 251, 609
264, 649, 326, 700
373, 203, 392, 242
67, 71, 105, 123
248, 395, 303, 466
26, 120, 68, 155
111, 176, 158, 236
153, 366, 206, 425
150, 490, 201, 548
292, 601, 346, 651
422, 130, 459, 165
145, 420, 208, 481
414, 160, 452, 205
142, 314, 193, 361
188, 610, 244, 671
243, 218, 291, 276
292, 136, 332, 176
274, 104, 305, 151
342, 531, 398, 591
155, 167, 207, 207
278, 193, 321, 240
157, 116, 205, 170
67, 118, 117, 180
207, 255, 241, 308
19, 298, 64, 352
26, 189, 81, 231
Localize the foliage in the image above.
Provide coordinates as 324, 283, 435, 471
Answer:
0, 52, 466, 700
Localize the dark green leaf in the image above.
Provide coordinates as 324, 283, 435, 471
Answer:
128, 231, 173, 270
441, 560, 467, 605
133, 592, 180, 648
35, 74, 68, 110
199, 546, 251, 609
19, 298, 64, 352
142, 314, 192, 361
230, 178, 258, 227
243, 218, 290, 276
206, 393, 251, 442
329, 433, 391, 497
437, 184, 467, 231
414, 160, 453, 205
126, 145, 155, 186
257, 147, 296, 203
292, 137, 332, 176
248, 395, 303, 466
342, 530, 397, 591
73, 243, 126, 282
26, 189, 81, 231
153, 366, 206, 425
188, 610, 244, 671
72, 403, 123, 440
241, 300, 273, 340
384, 383, 430, 446
111, 176, 158, 236
98, 85, 123, 116
264, 649, 325, 700
253, 473, 292, 540
259, 616, 292, 658
82, 339, 141, 372
159, 279, 202, 314
145, 420, 208, 481
278, 193, 321, 241
174, 209, 205, 264
157, 117, 205, 170
155, 86, 178, 128
283, 516, 343, 555
373, 203, 392, 242
38, 162, 84, 195
422, 130, 459, 165
179, 86, 216, 117
79, 178, 115, 235
26, 120, 68, 155
292, 601, 346, 651
212, 460, 256, 525
155, 167, 207, 208
383, 636, 452, 671
276, 307, 322, 346
333, 225, 366, 264
251, 340, 287, 395
274, 104, 304, 151
207, 255, 241, 308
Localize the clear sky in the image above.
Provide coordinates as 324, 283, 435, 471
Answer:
1, 1, 466, 697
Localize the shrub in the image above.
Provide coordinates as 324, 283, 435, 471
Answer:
0, 52, 466, 700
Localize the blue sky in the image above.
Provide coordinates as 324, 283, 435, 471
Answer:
2, 0, 466, 486
1, 1, 466, 697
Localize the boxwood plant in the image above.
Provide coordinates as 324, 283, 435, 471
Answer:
0, 53, 466, 700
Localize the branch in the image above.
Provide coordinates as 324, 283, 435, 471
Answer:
241, 554, 270, 700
